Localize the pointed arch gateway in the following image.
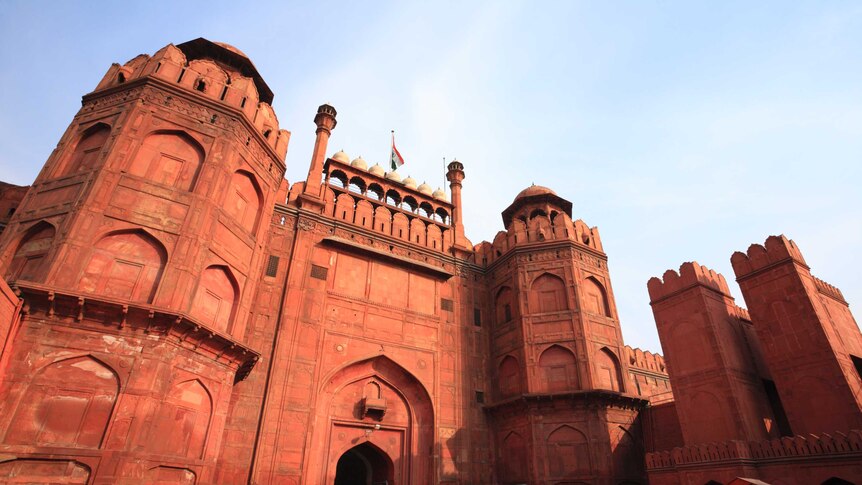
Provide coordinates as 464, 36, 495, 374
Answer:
313, 355, 435, 485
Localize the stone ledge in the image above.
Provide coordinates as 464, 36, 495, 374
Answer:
11, 281, 260, 383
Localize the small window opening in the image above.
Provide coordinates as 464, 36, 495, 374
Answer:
241, 97, 247, 108
177, 68, 186, 83
195, 79, 206, 92
220, 86, 228, 100
117, 72, 126, 83
475, 390, 485, 404
399, 229, 403, 237
504, 304, 512, 322
416, 235, 420, 243
342, 211, 347, 220
263, 129, 272, 139
362, 217, 366, 225
155, 62, 162, 73
474, 308, 482, 327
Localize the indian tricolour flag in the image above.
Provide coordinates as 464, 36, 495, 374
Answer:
390, 131, 405, 171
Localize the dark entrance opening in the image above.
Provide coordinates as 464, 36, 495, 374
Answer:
334, 442, 394, 485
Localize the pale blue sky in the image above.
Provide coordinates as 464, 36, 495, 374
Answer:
1, 1, 860, 352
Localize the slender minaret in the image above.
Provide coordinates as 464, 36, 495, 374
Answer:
301, 103, 337, 208
446, 159, 470, 251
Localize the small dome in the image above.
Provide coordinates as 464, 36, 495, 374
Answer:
417, 182, 433, 195
214, 42, 249, 58
402, 176, 417, 189
515, 184, 556, 201
432, 187, 447, 201
369, 163, 385, 176
385, 170, 402, 182
350, 156, 368, 170
331, 150, 350, 163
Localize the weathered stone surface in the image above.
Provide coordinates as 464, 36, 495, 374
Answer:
0, 38, 859, 485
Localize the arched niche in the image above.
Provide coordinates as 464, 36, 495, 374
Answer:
145, 466, 197, 485
495, 286, 515, 325
687, 390, 732, 443
225, 170, 263, 233
355, 200, 374, 229
392, 213, 409, 241
149, 379, 213, 459
7, 221, 55, 282
5, 355, 119, 448
583, 276, 611, 317
0, 459, 90, 484
319, 355, 434, 485
500, 431, 528, 484
128, 131, 204, 190
190, 265, 239, 334
498, 355, 521, 398
58, 123, 111, 176
538, 345, 579, 393
78, 229, 167, 303
373, 206, 392, 235
335, 193, 355, 222
546, 425, 590, 476
596, 347, 623, 392
529, 273, 568, 313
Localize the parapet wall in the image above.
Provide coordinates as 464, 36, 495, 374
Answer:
731, 235, 808, 278
624, 345, 667, 374
647, 261, 732, 303
814, 276, 847, 304
646, 429, 862, 470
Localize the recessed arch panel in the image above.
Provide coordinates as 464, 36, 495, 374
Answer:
78, 230, 166, 303
5, 355, 119, 448
190, 265, 239, 333
538, 345, 579, 392
530, 272, 568, 313
7, 221, 55, 281
59, 123, 111, 176
128, 130, 204, 190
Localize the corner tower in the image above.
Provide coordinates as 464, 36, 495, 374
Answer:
0, 39, 285, 483
478, 186, 647, 484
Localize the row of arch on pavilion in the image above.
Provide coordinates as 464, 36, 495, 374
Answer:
328, 169, 451, 224
497, 344, 623, 399
95, 43, 288, 157
322, 186, 453, 253
474, 208, 604, 267
3, 353, 214, 460
4, 222, 243, 337
494, 273, 613, 324
51, 123, 266, 236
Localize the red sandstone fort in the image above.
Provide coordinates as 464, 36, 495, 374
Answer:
0, 38, 859, 485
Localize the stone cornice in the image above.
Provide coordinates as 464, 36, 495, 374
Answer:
11, 282, 260, 382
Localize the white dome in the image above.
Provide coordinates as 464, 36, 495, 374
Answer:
331, 150, 350, 163
369, 163, 385, 176
350, 156, 368, 170
385, 170, 402, 182
417, 182, 433, 195
402, 175, 417, 189
432, 187, 447, 201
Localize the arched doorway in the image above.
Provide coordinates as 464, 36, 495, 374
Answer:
334, 442, 394, 485
311, 356, 434, 484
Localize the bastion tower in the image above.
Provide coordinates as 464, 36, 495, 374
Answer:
0, 39, 286, 483
474, 186, 648, 483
